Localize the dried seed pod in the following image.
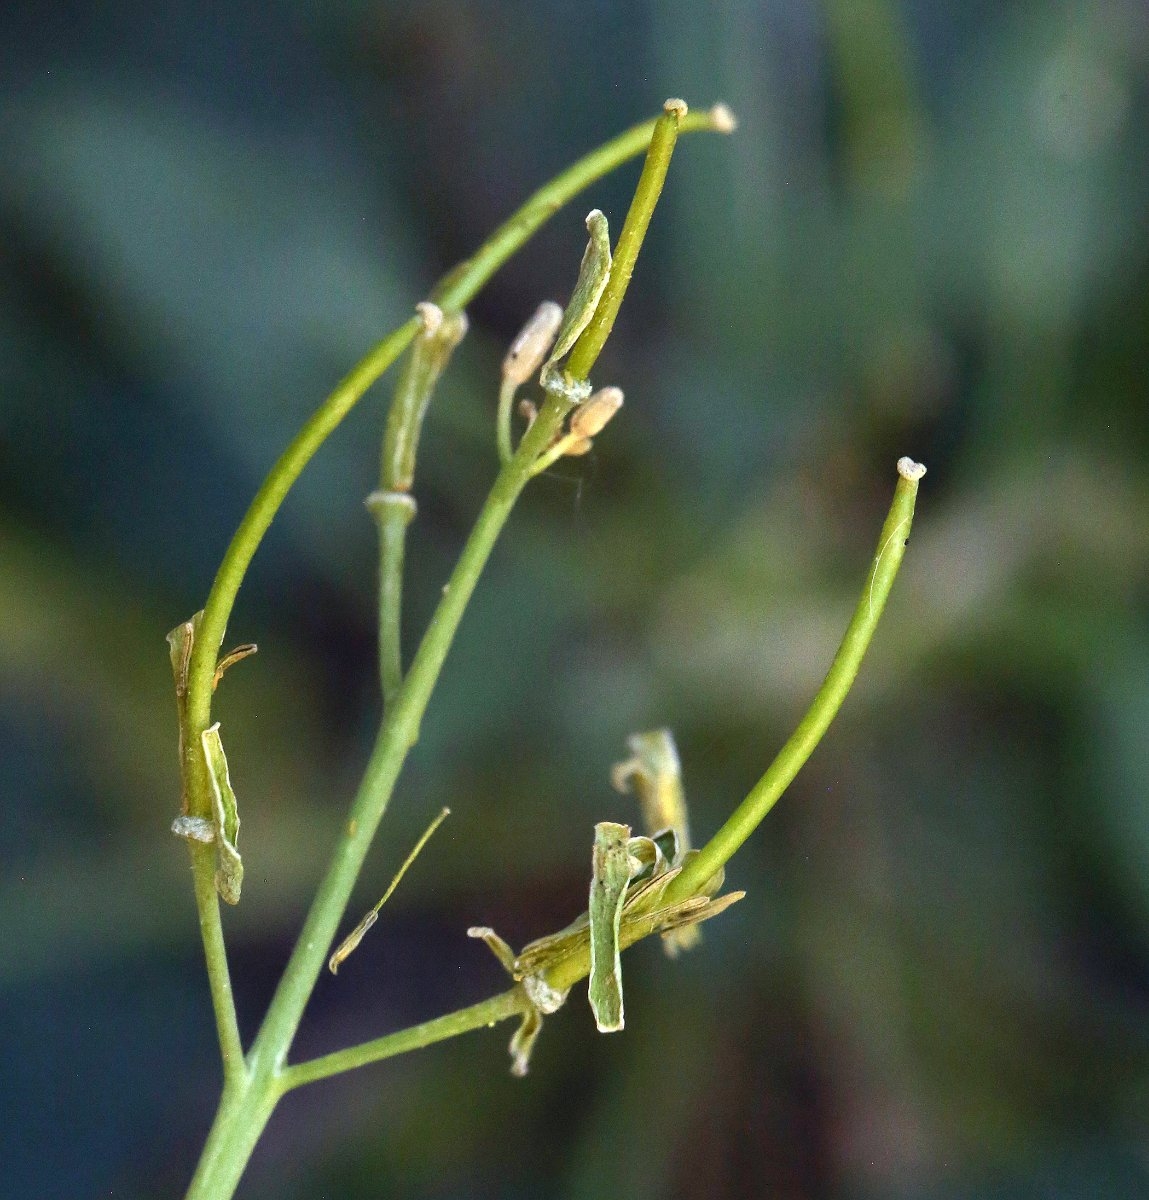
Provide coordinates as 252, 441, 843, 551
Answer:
569, 386, 623, 439
502, 301, 563, 386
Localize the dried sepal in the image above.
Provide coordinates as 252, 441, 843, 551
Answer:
611, 729, 691, 854
167, 613, 203, 821
509, 1003, 543, 1077
612, 729, 704, 955
211, 643, 258, 691
467, 925, 517, 975
201, 722, 243, 905
540, 209, 612, 402
588, 821, 642, 1032
166, 613, 201, 702
328, 910, 379, 975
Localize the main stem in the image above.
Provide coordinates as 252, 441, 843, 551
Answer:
272, 458, 925, 1094
184, 402, 569, 1200
182, 104, 729, 1198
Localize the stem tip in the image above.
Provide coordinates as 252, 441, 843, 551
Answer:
708, 104, 737, 133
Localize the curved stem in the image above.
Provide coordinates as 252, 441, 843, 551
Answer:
245, 399, 569, 1083
566, 100, 685, 381
184, 104, 732, 731
666, 459, 926, 904
180, 105, 734, 1199
260, 462, 924, 1099
281, 988, 527, 1091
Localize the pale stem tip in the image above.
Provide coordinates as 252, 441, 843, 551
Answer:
896, 456, 927, 482
663, 98, 689, 119
415, 301, 443, 335
708, 103, 737, 133
585, 207, 605, 228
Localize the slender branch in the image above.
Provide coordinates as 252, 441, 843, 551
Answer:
189, 842, 247, 1086
496, 378, 518, 464
371, 492, 416, 705
243, 462, 924, 1100
245, 399, 570, 1083
665, 458, 926, 904
184, 103, 733, 731
180, 105, 735, 1200
565, 99, 686, 381
373, 304, 467, 705
281, 987, 527, 1091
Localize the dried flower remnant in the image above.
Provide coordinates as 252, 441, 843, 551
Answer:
202, 723, 243, 905
468, 813, 744, 1072
328, 807, 451, 974
539, 209, 613, 404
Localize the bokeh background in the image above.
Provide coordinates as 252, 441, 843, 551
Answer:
3, 1, 1149, 1197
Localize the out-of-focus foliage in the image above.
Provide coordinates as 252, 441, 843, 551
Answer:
2, 1, 1148, 1197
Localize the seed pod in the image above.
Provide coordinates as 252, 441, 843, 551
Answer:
569, 387, 623, 439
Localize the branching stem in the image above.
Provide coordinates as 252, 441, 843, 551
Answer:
665, 459, 925, 903
177, 103, 756, 1200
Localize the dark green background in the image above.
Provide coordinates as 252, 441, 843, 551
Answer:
3, 1, 1148, 1196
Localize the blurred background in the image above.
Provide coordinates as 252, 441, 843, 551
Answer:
3, 1, 1148, 1196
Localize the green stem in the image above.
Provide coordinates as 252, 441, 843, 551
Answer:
189, 842, 246, 1087
184, 401, 567, 1199
245, 400, 569, 1081
370, 491, 416, 706
565, 100, 684, 381
181, 105, 734, 1198
263, 455, 924, 1104
184, 103, 732, 732
496, 378, 517, 464
666, 459, 925, 904
374, 307, 467, 705
281, 988, 527, 1091
184, 1075, 282, 1200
